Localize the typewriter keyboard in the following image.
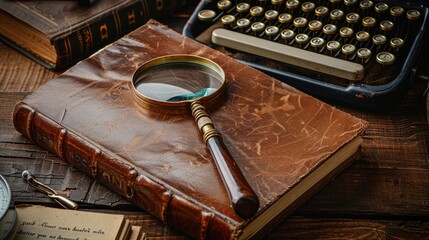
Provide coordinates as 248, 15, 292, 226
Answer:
197, 0, 424, 84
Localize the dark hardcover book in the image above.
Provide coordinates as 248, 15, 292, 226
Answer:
13, 20, 367, 239
0, 0, 196, 69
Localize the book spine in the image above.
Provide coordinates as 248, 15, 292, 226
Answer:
13, 102, 237, 240
53, 0, 194, 69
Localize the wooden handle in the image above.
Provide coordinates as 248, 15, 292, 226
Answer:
191, 101, 259, 219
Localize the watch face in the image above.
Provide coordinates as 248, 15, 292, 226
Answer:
0, 174, 16, 239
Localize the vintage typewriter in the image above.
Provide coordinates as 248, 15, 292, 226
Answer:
183, 0, 429, 109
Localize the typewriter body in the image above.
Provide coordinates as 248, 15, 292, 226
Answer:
183, 0, 429, 109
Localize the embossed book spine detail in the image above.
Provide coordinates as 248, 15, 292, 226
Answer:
13, 103, 239, 240
54, 0, 190, 68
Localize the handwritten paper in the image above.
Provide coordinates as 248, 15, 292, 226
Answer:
13, 205, 139, 240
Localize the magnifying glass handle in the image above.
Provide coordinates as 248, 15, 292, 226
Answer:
191, 101, 260, 219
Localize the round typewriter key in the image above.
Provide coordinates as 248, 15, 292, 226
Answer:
341, 44, 356, 57
279, 13, 293, 24
356, 31, 370, 42
376, 52, 395, 65
362, 16, 376, 28
346, 13, 360, 24
302, 2, 316, 12
250, 6, 264, 17
221, 15, 236, 26
293, 17, 308, 28
315, 6, 329, 17
251, 22, 266, 33
286, 0, 300, 10
372, 34, 387, 46
375, 3, 388, 14
237, 18, 251, 29
271, 0, 285, 5
390, 38, 404, 49
197, 10, 216, 21
236, 3, 250, 13
357, 48, 371, 59
344, 0, 358, 6
265, 26, 280, 37
217, 0, 232, 10
281, 29, 296, 41
131, 55, 259, 219
310, 37, 325, 49
308, 20, 323, 31
330, 9, 344, 20
330, 0, 342, 3
339, 27, 354, 38
380, 20, 394, 31
295, 33, 309, 45
323, 24, 337, 35
359, 0, 373, 10
265, 10, 279, 21
327, 40, 341, 53
407, 9, 421, 21
390, 6, 404, 17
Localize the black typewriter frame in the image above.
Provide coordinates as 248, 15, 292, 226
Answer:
183, 0, 429, 110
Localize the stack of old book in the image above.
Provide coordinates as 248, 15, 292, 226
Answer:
12, 20, 367, 239
0, 0, 196, 69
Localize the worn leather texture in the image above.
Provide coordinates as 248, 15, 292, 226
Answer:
13, 20, 367, 240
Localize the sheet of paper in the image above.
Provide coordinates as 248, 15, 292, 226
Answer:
13, 205, 127, 240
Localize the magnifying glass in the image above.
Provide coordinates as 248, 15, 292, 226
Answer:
132, 54, 259, 219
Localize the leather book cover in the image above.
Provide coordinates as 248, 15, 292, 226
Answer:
0, 0, 196, 69
13, 20, 367, 239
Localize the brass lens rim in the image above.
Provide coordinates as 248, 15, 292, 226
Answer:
131, 54, 226, 115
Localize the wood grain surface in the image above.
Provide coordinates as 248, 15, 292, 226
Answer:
1, 15, 429, 239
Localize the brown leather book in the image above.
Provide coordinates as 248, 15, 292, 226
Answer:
13, 20, 367, 239
0, 0, 196, 69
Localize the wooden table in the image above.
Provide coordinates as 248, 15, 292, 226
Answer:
1, 15, 429, 239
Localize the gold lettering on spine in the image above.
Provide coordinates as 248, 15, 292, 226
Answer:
100, 24, 109, 41
101, 171, 125, 193
128, 10, 136, 25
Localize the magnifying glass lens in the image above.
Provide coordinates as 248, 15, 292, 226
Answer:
134, 62, 224, 102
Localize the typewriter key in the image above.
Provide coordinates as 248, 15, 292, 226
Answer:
323, 24, 337, 35
271, 0, 284, 5
330, 9, 344, 21
407, 9, 421, 21
131, 55, 259, 219
342, 44, 356, 59
251, 22, 266, 34
286, 0, 300, 10
340, 27, 354, 38
293, 17, 308, 28
357, 48, 372, 64
236, 3, 250, 13
380, 20, 394, 31
390, 6, 404, 17
302, 2, 316, 12
315, 6, 329, 17
250, 6, 264, 17
281, 29, 296, 43
278, 13, 293, 24
265, 10, 279, 21
237, 18, 251, 30
310, 37, 325, 50
295, 33, 310, 46
372, 34, 387, 46
346, 13, 360, 24
309, 20, 323, 31
198, 10, 216, 21
362, 16, 376, 28
217, 0, 232, 10
221, 15, 236, 27
375, 3, 389, 14
359, 0, 373, 11
356, 31, 370, 42
344, 0, 358, 6
265, 26, 280, 39
327, 40, 341, 55
390, 38, 404, 49
376, 52, 395, 65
